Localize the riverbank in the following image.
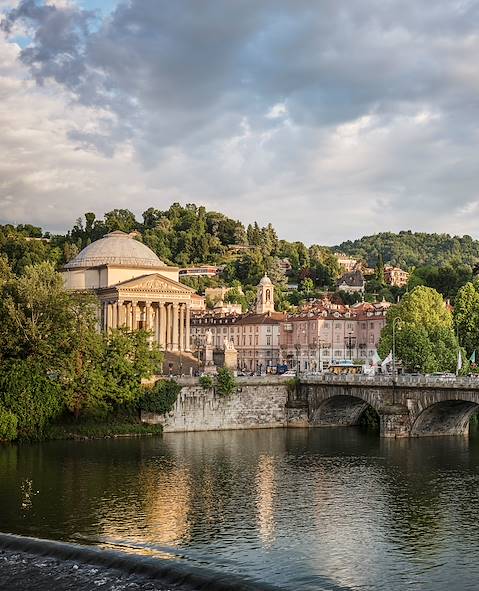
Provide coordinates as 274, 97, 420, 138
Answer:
43, 415, 163, 441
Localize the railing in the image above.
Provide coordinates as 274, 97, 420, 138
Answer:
174, 373, 479, 389
301, 373, 479, 389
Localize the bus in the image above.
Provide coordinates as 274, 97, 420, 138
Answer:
328, 360, 363, 375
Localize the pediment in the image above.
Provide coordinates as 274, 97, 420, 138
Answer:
115, 273, 194, 293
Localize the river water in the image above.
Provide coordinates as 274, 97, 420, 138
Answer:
1, 427, 479, 590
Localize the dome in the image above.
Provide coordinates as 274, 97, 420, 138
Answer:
259, 273, 273, 285
65, 231, 164, 269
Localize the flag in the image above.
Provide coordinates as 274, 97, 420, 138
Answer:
381, 351, 393, 368
372, 351, 381, 366
456, 349, 463, 375
469, 351, 476, 364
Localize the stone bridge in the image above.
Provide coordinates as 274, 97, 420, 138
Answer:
289, 374, 479, 438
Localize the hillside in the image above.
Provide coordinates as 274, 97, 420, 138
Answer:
334, 231, 479, 270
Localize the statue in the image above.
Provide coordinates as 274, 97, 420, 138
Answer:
206, 329, 213, 346
203, 329, 217, 374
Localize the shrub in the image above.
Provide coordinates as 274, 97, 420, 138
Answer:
199, 375, 214, 390
140, 379, 181, 415
285, 377, 300, 394
0, 406, 18, 441
0, 359, 64, 439
215, 367, 237, 397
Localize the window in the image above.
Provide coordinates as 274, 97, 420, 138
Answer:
362, 322, 366, 329
324, 322, 330, 328
369, 334, 374, 344
370, 323, 374, 329
266, 336, 271, 346
335, 323, 341, 328
334, 350, 342, 357
249, 335, 252, 345
255, 336, 258, 345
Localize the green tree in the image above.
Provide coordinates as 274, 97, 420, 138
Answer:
453, 280, 479, 356
140, 379, 181, 415
378, 286, 460, 373
104, 209, 138, 233
102, 328, 163, 409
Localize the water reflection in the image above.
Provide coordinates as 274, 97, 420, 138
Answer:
255, 454, 276, 547
2, 429, 479, 590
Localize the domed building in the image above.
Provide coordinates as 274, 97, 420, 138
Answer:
62, 231, 194, 351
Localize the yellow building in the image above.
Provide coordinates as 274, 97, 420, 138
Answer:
61, 230, 194, 351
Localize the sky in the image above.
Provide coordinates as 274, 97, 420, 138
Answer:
1, 0, 479, 245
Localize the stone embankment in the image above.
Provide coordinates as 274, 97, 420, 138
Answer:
141, 377, 291, 432
142, 374, 479, 437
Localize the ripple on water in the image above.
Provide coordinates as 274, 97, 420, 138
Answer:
2, 429, 479, 590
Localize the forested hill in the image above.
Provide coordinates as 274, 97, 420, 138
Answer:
334, 231, 479, 269
2, 206, 479, 281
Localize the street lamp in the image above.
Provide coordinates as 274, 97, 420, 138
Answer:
392, 317, 403, 377
344, 331, 357, 360
294, 343, 301, 377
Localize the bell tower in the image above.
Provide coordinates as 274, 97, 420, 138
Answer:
256, 274, 275, 314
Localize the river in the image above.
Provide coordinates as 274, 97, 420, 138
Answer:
1, 427, 479, 590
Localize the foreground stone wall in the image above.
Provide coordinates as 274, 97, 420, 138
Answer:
142, 377, 289, 432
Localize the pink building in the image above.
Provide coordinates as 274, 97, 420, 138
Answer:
279, 300, 390, 372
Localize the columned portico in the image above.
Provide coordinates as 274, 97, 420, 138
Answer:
98, 275, 193, 352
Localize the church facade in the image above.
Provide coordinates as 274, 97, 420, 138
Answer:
61, 231, 194, 351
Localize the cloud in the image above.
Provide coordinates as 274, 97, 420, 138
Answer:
1, 0, 479, 244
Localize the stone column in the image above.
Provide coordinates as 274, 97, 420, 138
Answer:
113, 302, 120, 329
185, 304, 191, 351
118, 301, 125, 328
145, 301, 152, 334
131, 301, 137, 331
103, 301, 108, 332
172, 303, 179, 351
108, 302, 114, 331
159, 303, 167, 350
125, 302, 131, 330
179, 304, 185, 351
165, 304, 171, 350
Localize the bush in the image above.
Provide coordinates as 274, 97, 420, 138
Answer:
285, 377, 300, 394
199, 375, 214, 390
0, 406, 18, 441
215, 367, 237, 397
140, 379, 181, 415
0, 359, 64, 439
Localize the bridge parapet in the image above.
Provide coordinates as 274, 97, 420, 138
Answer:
302, 374, 479, 391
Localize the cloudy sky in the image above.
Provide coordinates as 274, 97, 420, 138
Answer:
1, 0, 479, 244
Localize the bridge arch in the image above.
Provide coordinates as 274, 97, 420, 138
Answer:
310, 394, 380, 428
410, 400, 479, 437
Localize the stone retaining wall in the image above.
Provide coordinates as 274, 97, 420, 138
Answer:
141, 377, 289, 432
